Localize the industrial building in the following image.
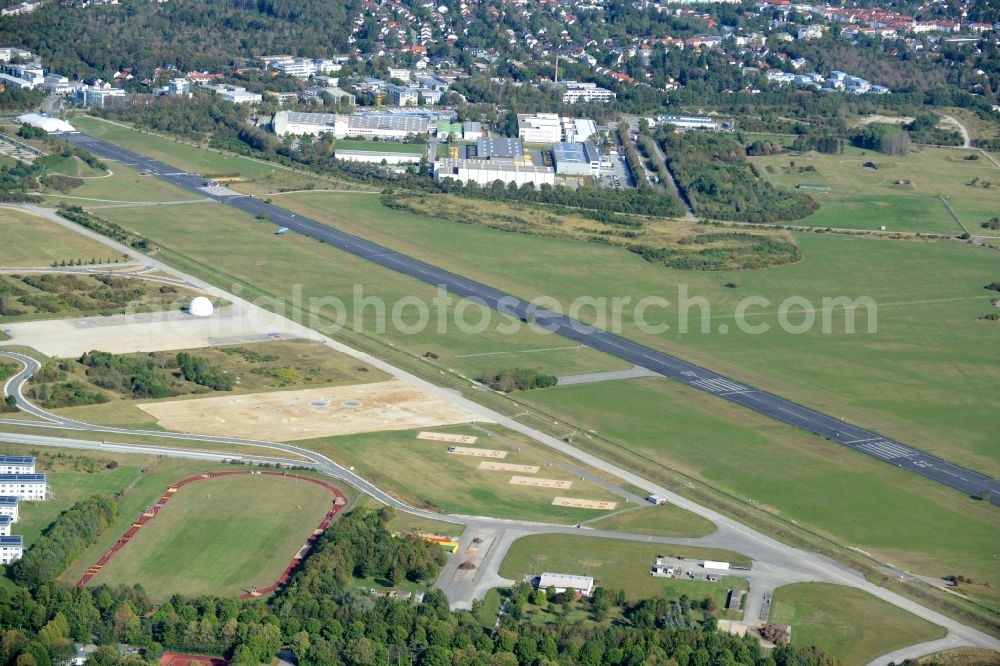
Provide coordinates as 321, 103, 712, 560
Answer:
517, 113, 597, 144
0, 496, 18, 522
562, 81, 616, 104
536, 572, 594, 597
348, 113, 430, 140
0, 535, 22, 565
273, 111, 348, 137
0, 515, 11, 537
76, 86, 126, 108
517, 113, 563, 144
434, 158, 554, 188
475, 136, 523, 160
0, 474, 48, 500
201, 84, 262, 104
657, 115, 719, 131
552, 141, 601, 176
0, 457, 34, 474
335, 149, 421, 165
462, 121, 483, 140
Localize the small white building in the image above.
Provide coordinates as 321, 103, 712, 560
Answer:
0, 474, 47, 500
0, 535, 23, 565
658, 115, 718, 131
0, 456, 34, 475
702, 560, 731, 571
462, 121, 483, 140
537, 572, 594, 597
0, 496, 18, 522
0, 514, 11, 536
517, 113, 563, 144
203, 84, 262, 104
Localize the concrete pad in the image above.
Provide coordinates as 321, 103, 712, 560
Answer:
509, 476, 571, 489
0, 304, 310, 357
478, 462, 540, 473
551, 497, 617, 510
447, 447, 507, 459
417, 432, 478, 444
136, 379, 483, 442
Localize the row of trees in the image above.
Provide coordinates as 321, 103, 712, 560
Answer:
476, 368, 558, 393
630, 233, 802, 271
175, 352, 234, 392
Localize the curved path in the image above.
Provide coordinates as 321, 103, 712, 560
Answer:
1, 217, 997, 660
60, 132, 1000, 505
76, 470, 347, 598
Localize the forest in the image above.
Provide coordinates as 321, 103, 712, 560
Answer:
658, 132, 819, 224
0, 498, 840, 666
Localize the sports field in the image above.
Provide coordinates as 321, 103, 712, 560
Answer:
0, 208, 121, 266
295, 425, 629, 524
751, 144, 1000, 234
499, 533, 750, 604
83, 472, 335, 599
769, 583, 946, 665
93, 202, 629, 379
519, 377, 1000, 600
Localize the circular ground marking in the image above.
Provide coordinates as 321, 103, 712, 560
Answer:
341, 400, 362, 408
310, 400, 328, 407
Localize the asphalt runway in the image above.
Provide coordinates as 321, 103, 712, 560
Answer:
62, 131, 1000, 505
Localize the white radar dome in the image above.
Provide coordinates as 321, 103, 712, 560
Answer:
188, 296, 214, 317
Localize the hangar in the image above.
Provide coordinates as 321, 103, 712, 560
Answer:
16, 112, 76, 134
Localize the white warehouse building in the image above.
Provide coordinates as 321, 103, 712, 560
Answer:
434, 158, 554, 188
0, 456, 34, 475
537, 572, 594, 597
273, 111, 349, 138
517, 113, 598, 144
0, 474, 48, 500
0, 535, 23, 565
0, 496, 18, 522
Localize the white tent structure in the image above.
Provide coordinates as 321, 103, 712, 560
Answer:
16, 113, 75, 134
188, 296, 214, 317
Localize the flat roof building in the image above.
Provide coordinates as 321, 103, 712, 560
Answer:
0, 474, 47, 500
0, 535, 23, 565
517, 113, 563, 144
336, 149, 422, 165
476, 136, 523, 160
0, 496, 18, 522
462, 121, 482, 140
348, 113, 430, 139
537, 572, 594, 597
434, 158, 554, 188
657, 115, 718, 131
0, 457, 34, 474
553, 141, 601, 177
273, 111, 349, 138
562, 81, 616, 104
0, 514, 11, 536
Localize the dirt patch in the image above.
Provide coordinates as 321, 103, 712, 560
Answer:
478, 462, 540, 473
136, 379, 484, 441
552, 497, 618, 510
446, 446, 507, 458
853, 114, 914, 127
417, 431, 477, 444
510, 476, 572, 489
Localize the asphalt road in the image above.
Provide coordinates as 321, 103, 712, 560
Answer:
62, 131, 1000, 505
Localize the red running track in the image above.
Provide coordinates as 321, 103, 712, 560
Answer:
76, 470, 347, 599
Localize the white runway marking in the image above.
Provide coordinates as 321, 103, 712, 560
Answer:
855, 439, 917, 460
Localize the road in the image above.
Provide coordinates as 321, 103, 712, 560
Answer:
2, 214, 998, 659
60, 130, 1000, 505
939, 114, 971, 149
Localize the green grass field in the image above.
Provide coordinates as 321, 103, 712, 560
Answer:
0, 208, 123, 266
71, 117, 287, 178
499, 533, 749, 604
335, 139, 426, 155
769, 583, 946, 665
260, 191, 1000, 475
41, 160, 202, 204
93, 202, 628, 379
751, 144, 1000, 234
46, 155, 108, 178
586, 505, 716, 538
294, 424, 628, 524
81, 470, 336, 599
518, 377, 1000, 599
